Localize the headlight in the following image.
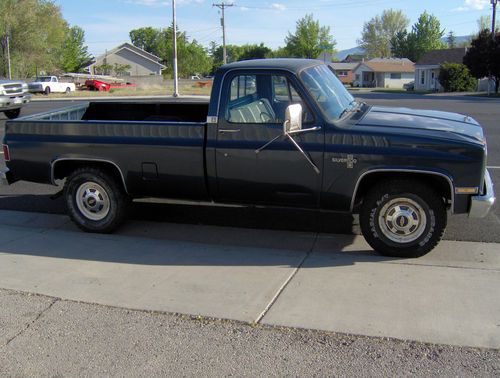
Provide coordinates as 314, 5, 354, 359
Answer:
22, 83, 28, 91
0, 88, 5, 95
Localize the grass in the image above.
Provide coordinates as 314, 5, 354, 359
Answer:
35, 81, 212, 99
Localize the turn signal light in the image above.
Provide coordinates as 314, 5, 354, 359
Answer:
2, 145, 10, 162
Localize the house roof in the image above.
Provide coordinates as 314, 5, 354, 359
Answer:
415, 48, 468, 66
356, 59, 415, 73
86, 42, 166, 69
329, 62, 358, 71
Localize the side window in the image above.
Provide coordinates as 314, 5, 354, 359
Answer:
226, 75, 275, 124
271, 75, 314, 124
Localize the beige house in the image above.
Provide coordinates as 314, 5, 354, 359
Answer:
353, 58, 415, 88
86, 43, 166, 76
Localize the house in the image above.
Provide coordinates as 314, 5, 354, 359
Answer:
352, 58, 415, 88
343, 54, 365, 63
329, 62, 357, 85
85, 42, 166, 76
414, 48, 468, 91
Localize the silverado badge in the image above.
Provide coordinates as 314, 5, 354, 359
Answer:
332, 154, 358, 169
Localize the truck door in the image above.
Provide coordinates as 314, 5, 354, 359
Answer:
215, 72, 324, 208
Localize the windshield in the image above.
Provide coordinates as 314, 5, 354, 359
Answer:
37, 77, 52, 82
300, 65, 356, 122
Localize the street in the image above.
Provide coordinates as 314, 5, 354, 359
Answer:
0, 94, 499, 374
1, 93, 499, 242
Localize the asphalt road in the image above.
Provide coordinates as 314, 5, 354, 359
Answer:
1, 93, 499, 242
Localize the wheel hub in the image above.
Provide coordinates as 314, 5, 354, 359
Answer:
378, 198, 427, 244
76, 182, 110, 221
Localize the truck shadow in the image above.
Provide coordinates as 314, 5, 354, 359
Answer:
0, 194, 399, 268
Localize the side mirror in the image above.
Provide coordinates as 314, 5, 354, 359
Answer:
284, 104, 302, 134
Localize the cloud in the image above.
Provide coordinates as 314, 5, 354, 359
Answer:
452, 0, 490, 12
271, 3, 286, 11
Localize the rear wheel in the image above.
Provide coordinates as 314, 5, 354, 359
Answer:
65, 168, 129, 233
65, 87, 71, 93
4, 108, 21, 119
360, 180, 446, 258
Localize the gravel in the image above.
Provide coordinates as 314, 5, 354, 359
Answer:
0, 289, 499, 376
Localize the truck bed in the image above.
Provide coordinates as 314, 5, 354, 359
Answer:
5, 101, 211, 200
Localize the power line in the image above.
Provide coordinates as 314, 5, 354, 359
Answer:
213, 2, 234, 64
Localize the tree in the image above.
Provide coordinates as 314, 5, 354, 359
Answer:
129, 26, 213, 78
391, 11, 446, 62
463, 29, 500, 93
0, 0, 69, 78
113, 63, 131, 76
285, 14, 336, 59
129, 27, 161, 56
438, 63, 476, 92
61, 26, 92, 73
94, 63, 113, 76
358, 9, 409, 58
447, 31, 456, 48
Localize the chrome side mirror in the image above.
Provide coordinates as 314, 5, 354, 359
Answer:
284, 104, 303, 134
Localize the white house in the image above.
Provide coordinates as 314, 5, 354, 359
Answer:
414, 48, 468, 91
353, 58, 415, 88
85, 43, 166, 76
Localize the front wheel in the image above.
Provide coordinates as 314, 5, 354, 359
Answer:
44, 86, 51, 95
65, 168, 129, 233
360, 180, 446, 258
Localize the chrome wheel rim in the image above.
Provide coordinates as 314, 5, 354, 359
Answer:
378, 197, 427, 244
75, 182, 110, 221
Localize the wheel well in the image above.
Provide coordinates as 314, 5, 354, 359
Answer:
52, 160, 128, 193
353, 172, 452, 212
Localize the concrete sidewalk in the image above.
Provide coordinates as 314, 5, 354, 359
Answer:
0, 210, 498, 349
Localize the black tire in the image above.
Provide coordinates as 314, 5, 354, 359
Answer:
360, 180, 446, 258
64, 168, 129, 233
65, 87, 71, 94
4, 108, 21, 119
44, 86, 51, 95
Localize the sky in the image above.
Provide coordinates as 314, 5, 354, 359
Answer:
54, 0, 496, 58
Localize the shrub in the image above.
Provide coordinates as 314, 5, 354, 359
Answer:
438, 63, 476, 92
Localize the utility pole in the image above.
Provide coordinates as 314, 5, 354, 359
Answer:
172, 0, 179, 97
213, 2, 233, 65
492, 0, 498, 41
6, 30, 12, 80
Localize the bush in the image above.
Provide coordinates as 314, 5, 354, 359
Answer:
438, 63, 477, 92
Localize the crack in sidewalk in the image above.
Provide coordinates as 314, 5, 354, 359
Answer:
5, 297, 59, 347
254, 233, 319, 324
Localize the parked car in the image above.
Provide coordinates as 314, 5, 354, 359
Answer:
404, 81, 415, 91
0, 79, 31, 119
28, 76, 76, 95
1, 59, 495, 258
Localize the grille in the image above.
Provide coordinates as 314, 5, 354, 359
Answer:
3, 83, 23, 95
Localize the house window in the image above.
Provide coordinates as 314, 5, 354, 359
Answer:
390, 73, 401, 79
420, 70, 425, 85
355, 74, 360, 81
337, 70, 348, 77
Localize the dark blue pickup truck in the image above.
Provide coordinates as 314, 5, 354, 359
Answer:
1, 59, 495, 257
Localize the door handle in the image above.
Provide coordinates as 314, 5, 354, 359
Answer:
218, 129, 240, 134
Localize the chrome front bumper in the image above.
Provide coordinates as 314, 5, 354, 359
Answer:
0, 93, 32, 111
0, 168, 11, 186
469, 170, 496, 218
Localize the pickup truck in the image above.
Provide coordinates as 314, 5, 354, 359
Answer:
0, 79, 31, 119
1, 59, 495, 257
28, 76, 76, 95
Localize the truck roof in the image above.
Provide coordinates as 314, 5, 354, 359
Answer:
219, 58, 323, 75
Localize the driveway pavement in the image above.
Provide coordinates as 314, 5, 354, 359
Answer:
0, 209, 498, 350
